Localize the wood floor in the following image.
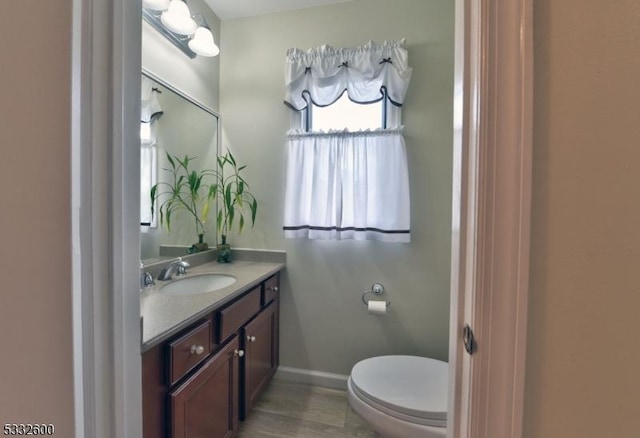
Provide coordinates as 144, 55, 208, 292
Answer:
238, 379, 379, 438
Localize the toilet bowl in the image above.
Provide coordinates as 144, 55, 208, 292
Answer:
347, 355, 447, 438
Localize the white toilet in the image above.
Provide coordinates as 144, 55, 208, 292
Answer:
347, 355, 448, 438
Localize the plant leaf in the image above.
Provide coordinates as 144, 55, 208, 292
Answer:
208, 184, 218, 199
228, 150, 237, 166
150, 185, 157, 218
251, 198, 257, 225
217, 209, 223, 234
188, 171, 198, 192
166, 152, 175, 169
225, 184, 232, 209
228, 205, 235, 230
201, 201, 210, 222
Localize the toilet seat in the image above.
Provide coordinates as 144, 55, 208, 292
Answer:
349, 355, 448, 428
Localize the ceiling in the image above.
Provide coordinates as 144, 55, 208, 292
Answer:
204, 0, 353, 20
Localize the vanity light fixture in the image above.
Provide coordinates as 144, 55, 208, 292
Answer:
142, 0, 219, 59
161, 0, 197, 35
142, 0, 170, 11
188, 27, 220, 57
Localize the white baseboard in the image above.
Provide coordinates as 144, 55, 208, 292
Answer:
274, 366, 349, 390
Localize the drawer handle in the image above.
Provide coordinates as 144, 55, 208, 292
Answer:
234, 349, 245, 357
247, 335, 256, 342
268, 286, 279, 293
190, 345, 205, 355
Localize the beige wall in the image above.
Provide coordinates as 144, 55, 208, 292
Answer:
220, 0, 454, 375
0, 1, 74, 435
525, 0, 640, 436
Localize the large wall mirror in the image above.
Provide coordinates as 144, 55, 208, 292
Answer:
140, 70, 220, 263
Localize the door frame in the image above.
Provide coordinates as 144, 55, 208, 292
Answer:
448, 1, 533, 437
70, 0, 533, 437
70, 0, 142, 437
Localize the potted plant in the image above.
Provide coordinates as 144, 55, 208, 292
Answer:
212, 150, 258, 263
150, 152, 216, 253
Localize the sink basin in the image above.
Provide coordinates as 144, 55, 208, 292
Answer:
159, 274, 237, 296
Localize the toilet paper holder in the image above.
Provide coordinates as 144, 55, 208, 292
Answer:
362, 283, 391, 307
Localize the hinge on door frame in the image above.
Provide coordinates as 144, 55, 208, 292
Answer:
463, 324, 476, 355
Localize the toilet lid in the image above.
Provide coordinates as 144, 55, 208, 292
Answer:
350, 355, 448, 427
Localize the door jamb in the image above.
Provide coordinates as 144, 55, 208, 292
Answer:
70, 0, 142, 436
449, 0, 533, 437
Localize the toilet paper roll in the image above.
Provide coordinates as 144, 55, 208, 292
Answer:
368, 300, 387, 315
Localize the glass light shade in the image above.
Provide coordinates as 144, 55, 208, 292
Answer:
188, 27, 220, 57
142, 0, 170, 11
161, 0, 197, 35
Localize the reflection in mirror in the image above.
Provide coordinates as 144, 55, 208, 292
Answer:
140, 70, 220, 263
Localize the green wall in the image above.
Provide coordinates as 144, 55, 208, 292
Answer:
220, 0, 455, 376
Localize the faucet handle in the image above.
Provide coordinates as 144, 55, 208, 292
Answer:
141, 271, 155, 288
175, 257, 189, 276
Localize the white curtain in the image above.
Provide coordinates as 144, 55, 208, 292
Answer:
284, 39, 412, 110
140, 75, 161, 226
141, 75, 163, 122
283, 128, 410, 242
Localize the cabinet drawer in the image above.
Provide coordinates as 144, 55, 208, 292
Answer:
168, 320, 212, 386
217, 287, 261, 343
262, 275, 279, 306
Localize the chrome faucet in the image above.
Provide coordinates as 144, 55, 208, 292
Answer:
157, 258, 190, 281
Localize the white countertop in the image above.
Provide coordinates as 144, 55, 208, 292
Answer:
140, 259, 285, 352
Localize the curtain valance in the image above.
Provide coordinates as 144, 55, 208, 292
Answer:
141, 75, 163, 123
284, 39, 413, 111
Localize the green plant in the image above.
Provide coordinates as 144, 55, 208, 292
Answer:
213, 150, 258, 244
150, 153, 215, 243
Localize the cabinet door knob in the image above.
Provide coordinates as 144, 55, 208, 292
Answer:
190, 345, 205, 355
234, 349, 245, 357
269, 286, 279, 293
247, 335, 256, 342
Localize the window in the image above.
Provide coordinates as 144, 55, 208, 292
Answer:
140, 122, 157, 227
283, 40, 413, 242
308, 93, 384, 131
140, 121, 152, 143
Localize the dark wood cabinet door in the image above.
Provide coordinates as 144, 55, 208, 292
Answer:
241, 302, 278, 419
170, 336, 240, 438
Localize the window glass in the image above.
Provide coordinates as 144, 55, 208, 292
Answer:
140, 122, 157, 226
310, 93, 383, 131
140, 122, 152, 143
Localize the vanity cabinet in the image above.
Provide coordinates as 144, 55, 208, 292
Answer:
143, 273, 280, 438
